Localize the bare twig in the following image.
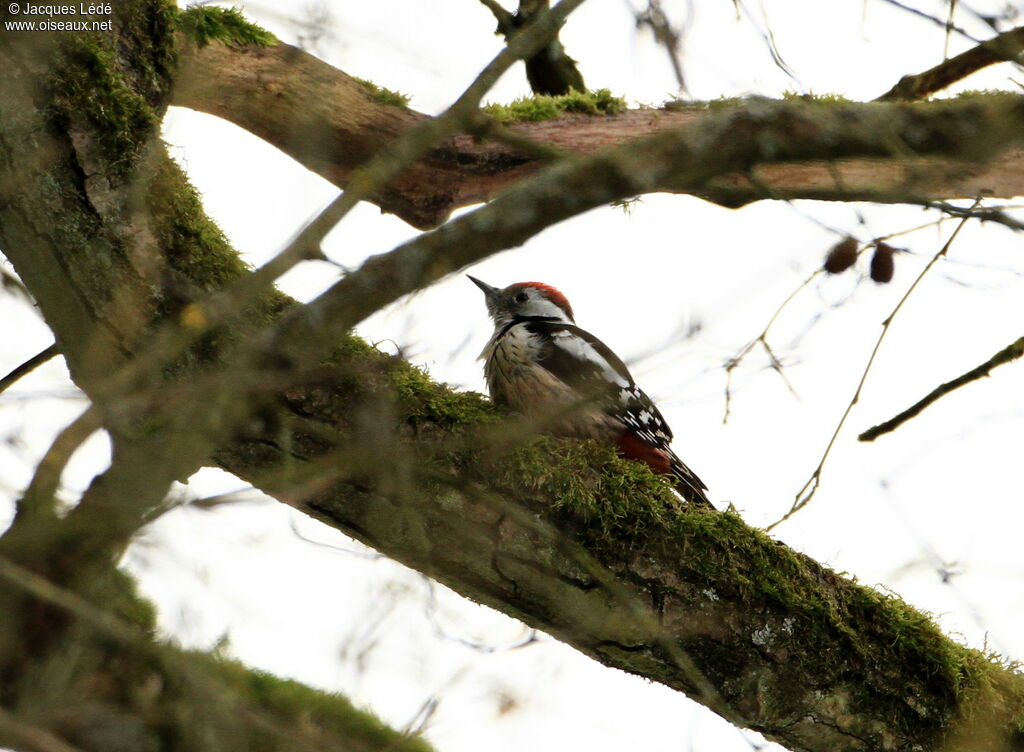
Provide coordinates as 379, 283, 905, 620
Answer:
720, 204, 1001, 424
875, 23, 1024, 101
636, 0, 687, 93
859, 335, 1024, 441
944, 0, 959, 59
81, 0, 593, 447
875, 0, 981, 44
423, 578, 538, 653
766, 201, 979, 532
921, 200, 1024, 231
0, 343, 59, 396
723, 271, 817, 423
731, 0, 798, 83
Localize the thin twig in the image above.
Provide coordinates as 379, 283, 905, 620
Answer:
636, 0, 688, 93
732, 0, 798, 83
944, 0, 958, 60
0, 344, 59, 396
97, 0, 591, 412
721, 210, 976, 423
766, 200, 979, 532
723, 267, 823, 423
921, 200, 1024, 231
875, 0, 981, 44
859, 335, 1024, 441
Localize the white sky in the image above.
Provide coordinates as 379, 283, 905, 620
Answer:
2, 1, 1024, 751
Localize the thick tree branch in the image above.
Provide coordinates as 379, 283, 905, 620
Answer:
4, 6, 1024, 752
212, 384, 1024, 752
0, 9, 437, 751
172, 38, 1024, 229
259, 95, 1024, 369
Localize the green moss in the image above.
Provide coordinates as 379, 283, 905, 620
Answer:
952, 88, 1021, 99
665, 92, 852, 112
178, 5, 278, 48
203, 660, 435, 752
149, 148, 296, 323
330, 332, 385, 362
663, 95, 746, 112
51, 39, 157, 174
656, 511, 1020, 743
352, 77, 412, 108
781, 90, 852, 104
488, 429, 1024, 743
495, 437, 679, 540
48, 0, 180, 175
483, 88, 627, 123
147, 152, 248, 289
50, 1, 273, 176
388, 360, 496, 428
107, 568, 158, 635
142, 151, 291, 366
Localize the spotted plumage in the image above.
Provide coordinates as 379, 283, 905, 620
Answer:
469, 276, 711, 507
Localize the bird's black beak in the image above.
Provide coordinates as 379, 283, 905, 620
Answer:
467, 275, 499, 303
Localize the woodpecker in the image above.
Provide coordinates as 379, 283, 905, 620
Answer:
469, 276, 711, 507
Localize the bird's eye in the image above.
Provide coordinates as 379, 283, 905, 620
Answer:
514, 291, 529, 303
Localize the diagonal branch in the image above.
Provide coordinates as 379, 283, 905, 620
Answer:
876, 24, 1024, 102
265, 99, 1024, 365
214, 371, 1024, 752
0, 344, 59, 396
859, 334, 1024, 441
172, 37, 1024, 228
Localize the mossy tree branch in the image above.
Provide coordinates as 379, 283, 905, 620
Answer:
0, 5, 431, 751
173, 36, 1024, 229
217, 415, 1024, 752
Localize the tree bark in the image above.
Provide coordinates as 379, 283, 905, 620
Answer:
3, 6, 1024, 752
173, 38, 1024, 229
0, 8, 431, 752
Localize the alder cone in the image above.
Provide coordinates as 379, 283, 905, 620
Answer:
824, 237, 858, 273
870, 243, 895, 283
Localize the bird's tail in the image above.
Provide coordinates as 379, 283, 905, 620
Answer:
668, 452, 713, 509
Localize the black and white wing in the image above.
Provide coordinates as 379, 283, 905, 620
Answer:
525, 320, 711, 506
